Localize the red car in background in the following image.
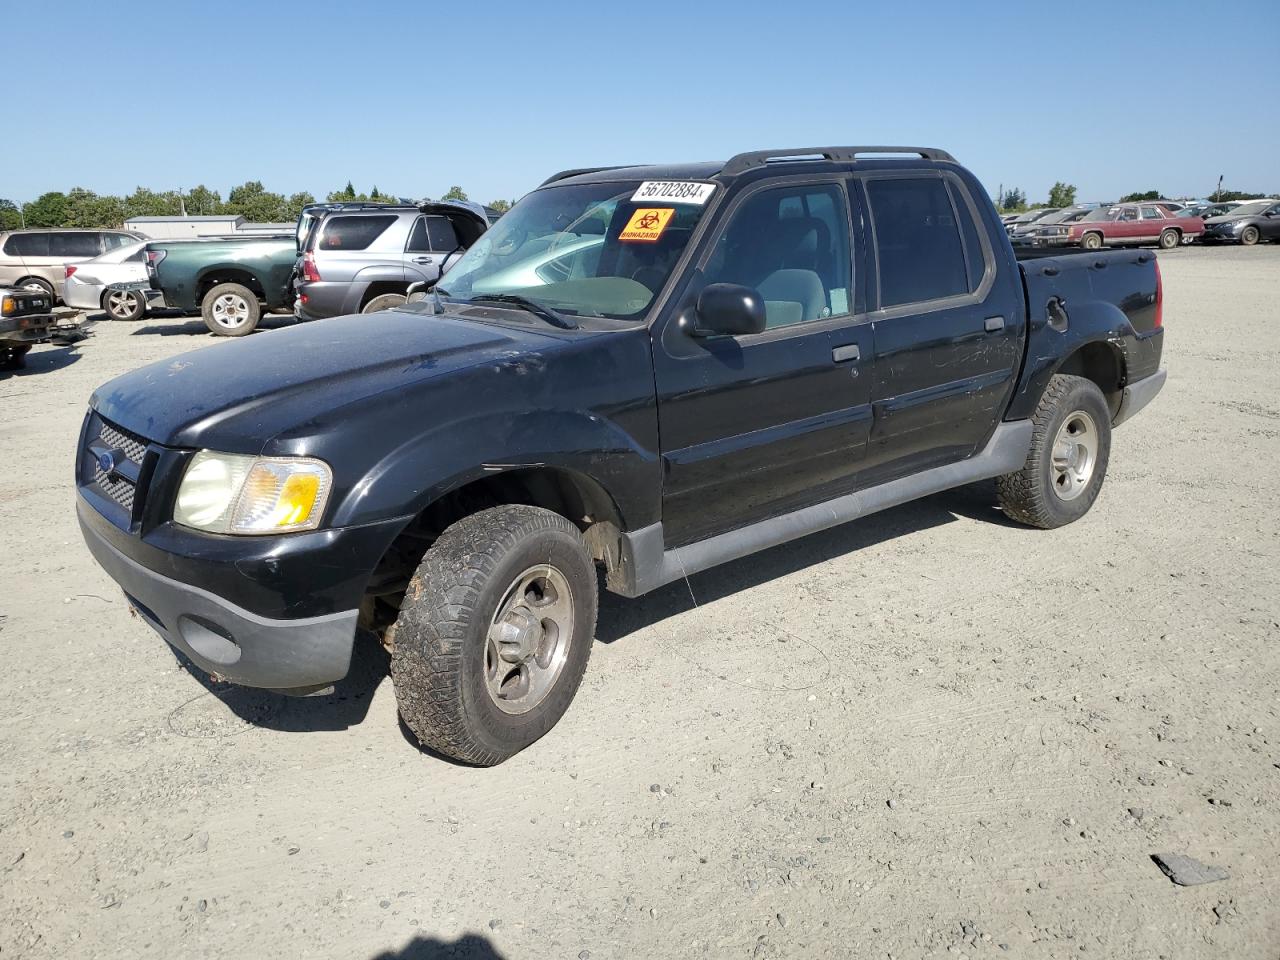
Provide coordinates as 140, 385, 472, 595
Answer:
1058, 203, 1204, 250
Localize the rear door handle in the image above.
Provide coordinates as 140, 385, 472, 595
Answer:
984, 316, 1005, 332
412, 256, 435, 264
832, 344, 860, 363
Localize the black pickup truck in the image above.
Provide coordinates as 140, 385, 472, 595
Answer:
76, 146, 1165, 764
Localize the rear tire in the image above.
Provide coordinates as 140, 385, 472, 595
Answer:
391, 505, 597, 766
19, 277, 55, 299
1240, 225, 1260, 246
103, 288, 146, 321
1081, 232, 1103, 250
1158, 228, 1179, 250
996, 374, 1111, 529
201, 282, 260, 336
362, 292, 408, 314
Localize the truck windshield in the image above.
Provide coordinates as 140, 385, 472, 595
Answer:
436, 181, 714, 321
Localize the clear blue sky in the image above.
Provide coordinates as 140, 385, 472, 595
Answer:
6, 0, 1277, 206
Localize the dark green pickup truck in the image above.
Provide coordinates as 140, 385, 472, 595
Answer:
146, 237, 296, 336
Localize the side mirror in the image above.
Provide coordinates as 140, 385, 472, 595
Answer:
691, 283, 766, 337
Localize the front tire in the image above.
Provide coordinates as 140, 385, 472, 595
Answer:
996, 374, 1112, 529
201, 282, 261, 336
103, 288, 146, 321
391, 505, 598, 765
1081, 232, 1103, 250
1240, 225, 1260, 246
1158, 228, 1180, 250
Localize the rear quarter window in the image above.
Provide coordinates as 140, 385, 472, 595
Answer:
318, 215, 397, 252
4, 233, 51, 257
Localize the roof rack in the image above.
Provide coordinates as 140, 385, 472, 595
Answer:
539, 166, 637, 187
302, 201, 418, 213
721, 146, 956, 177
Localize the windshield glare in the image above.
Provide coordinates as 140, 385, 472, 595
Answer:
1081, 207, 1120, 222
437, 181, 713, 321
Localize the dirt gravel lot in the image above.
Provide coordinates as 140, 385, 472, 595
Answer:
1, 245, 1278, 960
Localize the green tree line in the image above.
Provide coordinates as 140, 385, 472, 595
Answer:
0, 182, 517, 231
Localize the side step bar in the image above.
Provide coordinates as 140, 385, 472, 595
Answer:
609, 421, 1033, 597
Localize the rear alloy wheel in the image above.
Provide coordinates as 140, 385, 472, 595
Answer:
1081, 232, 1103, 250
201, 282, 261, 336
1240, 225, 1260, 246
103, 288, 146, 321
996, 374, 1112, 529
362, 292, 408, 314
1158, 228, 1180, 250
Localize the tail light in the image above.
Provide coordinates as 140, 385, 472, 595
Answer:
1153, 259, 1163, 329
145, 249, 166, 276
301, 251, 321, 282
65, 265, 77, 278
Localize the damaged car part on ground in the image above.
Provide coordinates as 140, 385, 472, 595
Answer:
75, 145, 1166, 764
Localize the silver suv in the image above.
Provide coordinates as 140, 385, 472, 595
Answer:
0, 228, 144, 301
294, 200, 489, 319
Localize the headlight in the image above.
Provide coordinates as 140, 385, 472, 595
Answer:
174, 451, 333, 535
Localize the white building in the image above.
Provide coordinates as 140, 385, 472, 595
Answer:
123, 215, 293, 240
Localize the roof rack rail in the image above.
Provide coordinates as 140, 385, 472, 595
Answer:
539, 165, 636, 187
302, 200, 418, 213
721, 146, 956, 177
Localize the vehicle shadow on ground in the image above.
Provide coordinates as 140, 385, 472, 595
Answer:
368, 934, 506, 960
596, 480, 1016, 643
166, 627, 389, 733
1, 342, 85, 380
132, 312, 299, 337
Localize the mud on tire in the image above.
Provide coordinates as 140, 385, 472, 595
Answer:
996, 374, 1112, 529
390, 504, 597, 765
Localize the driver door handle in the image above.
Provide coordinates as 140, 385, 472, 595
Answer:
832, 344, 860, 363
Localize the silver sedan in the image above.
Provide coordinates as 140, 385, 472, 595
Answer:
61, 241, 157, 321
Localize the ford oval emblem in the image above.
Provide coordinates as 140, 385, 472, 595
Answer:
98, 450, 120, 474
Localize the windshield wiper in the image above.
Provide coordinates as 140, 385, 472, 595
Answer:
468, 293, 579, 329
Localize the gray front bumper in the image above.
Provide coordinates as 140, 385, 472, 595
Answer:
1113, 368, 1167, 427
79, 501, 358, 693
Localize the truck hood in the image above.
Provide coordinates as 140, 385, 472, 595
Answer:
90, 308, 561, 451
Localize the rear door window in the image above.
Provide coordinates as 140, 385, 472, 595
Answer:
318, 215, 397, 251
867, 177, 969, 308
49, 233, 103, 257
1140, 206, 1165, 220
102, 233, 135, 250
405, 216, 459, 253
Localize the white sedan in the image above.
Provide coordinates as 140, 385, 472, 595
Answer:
61, 241, 156, 321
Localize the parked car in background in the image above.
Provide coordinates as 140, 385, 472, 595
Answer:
1179, 202, 1239, 221
1, 284, 57, 370
0, 229, 143, 301
1004, 208, 1060, 234
146, 236, 297, 336
1201, 199, 1280, 245
1008, 206, 1091, 241
1062, 203, 1203, 249
293, 200, 489, 320
61, 241, 162, 321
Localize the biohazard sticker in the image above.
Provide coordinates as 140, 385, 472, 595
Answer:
619, 208, 675, 242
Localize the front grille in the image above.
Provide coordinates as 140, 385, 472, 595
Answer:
93, 464, 136, 511
99, 421, 148, 465
80, 413, 155, 526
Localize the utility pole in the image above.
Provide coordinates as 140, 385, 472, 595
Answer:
1214, 175, 1223, 202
